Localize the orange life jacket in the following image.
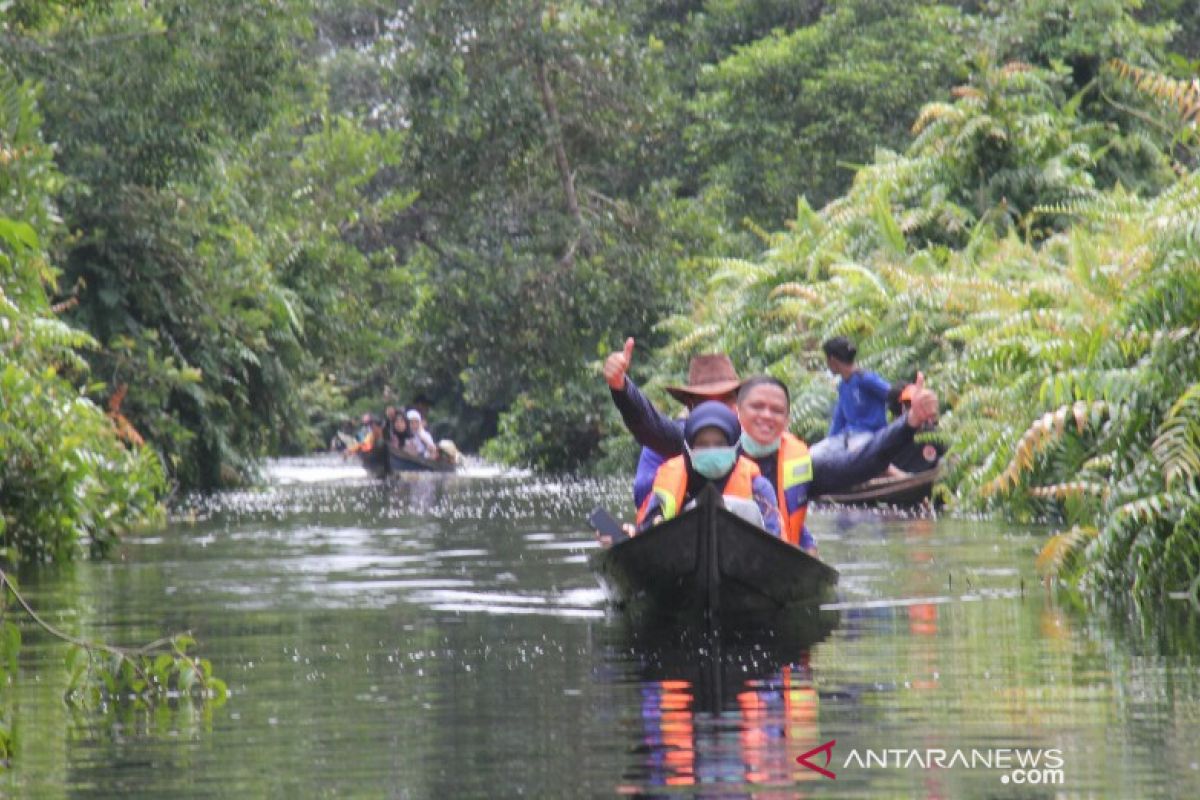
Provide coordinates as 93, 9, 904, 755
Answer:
636, 454, 761, 526
348, 429, 377, 455
771, 433, 813, 547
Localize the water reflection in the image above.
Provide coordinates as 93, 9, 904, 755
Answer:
6, 459, 1200, 798
609, 616, 838, 796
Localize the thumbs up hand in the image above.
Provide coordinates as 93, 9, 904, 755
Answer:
905, 371, 939, 429
604, 337, 635, 391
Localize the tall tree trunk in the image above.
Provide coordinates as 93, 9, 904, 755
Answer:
534, 56, 582, 229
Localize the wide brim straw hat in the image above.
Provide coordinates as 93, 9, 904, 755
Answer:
665, 353, 742, 404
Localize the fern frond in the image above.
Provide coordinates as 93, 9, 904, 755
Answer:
1108, 59, 1200, 124
912, 102, 960, 135
1153, 382, 1200, 488
1036, 525, 1099, 579
1112, 491, 1181, 527
829, 261, 889, 298
984, 401, 1109, 496
769, 282, 823, 302
704, 257, 768, 287
658, 323, 720, 356
1028, 481, 1109, 501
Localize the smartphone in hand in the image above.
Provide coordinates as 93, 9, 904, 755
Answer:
588, 507, 629, 544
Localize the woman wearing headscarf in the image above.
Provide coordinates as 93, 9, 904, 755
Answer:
637, 402, 781, 536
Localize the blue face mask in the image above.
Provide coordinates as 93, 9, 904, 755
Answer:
687, 444, 739, 479
739, 432, 780, 458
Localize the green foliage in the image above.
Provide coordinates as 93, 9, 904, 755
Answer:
686, 0, 968, 222
483, 367, 610, 472
0, 566, 225, 774
64, 634, 227, 711
976, 0, 1175, 80
1, 0, 418, 488
0, 619, 18, 766
3, 0, 1198, 561
318, 0, 701, 464
648, 55, 1200, 601
0, 2, 293, 487
0, 65, 165, 561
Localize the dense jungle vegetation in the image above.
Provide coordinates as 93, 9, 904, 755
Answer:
2, 0, 1199, 605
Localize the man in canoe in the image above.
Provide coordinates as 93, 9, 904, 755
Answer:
637, 401, 781, 537
885, 376, 945, 476
604, 338, 939, 553
345, 413, 379, 456
809, 335, 891, 458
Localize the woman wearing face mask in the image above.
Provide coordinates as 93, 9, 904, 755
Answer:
636, 402, 781, 536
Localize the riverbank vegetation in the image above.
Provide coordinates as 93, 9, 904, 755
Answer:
2, 2, 1198, 597
658, 56, 1200, 602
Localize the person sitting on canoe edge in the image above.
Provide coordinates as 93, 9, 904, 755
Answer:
637, 401, 781, 537
604, 339, 741, 510
808, 336, 891, 459
604, 338, 940, 554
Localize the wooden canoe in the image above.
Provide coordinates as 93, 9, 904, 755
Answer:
590, 485, 839, 622
357, 443, 457, 477
386, 444, 456, 474
815, 466, 940, 508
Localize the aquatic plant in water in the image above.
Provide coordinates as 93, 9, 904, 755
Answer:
0, 567, 226, 768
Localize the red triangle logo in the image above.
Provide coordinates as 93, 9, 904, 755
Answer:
797, 739, 837, 779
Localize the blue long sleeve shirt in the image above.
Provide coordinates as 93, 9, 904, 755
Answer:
829, 370, 891, 436
633, 446, 664, 509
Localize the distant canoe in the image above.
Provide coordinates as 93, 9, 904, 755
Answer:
816, 466, 940, 508
387, 444, 456, 474
357, 443, 457, 477
590, 485, 839, 622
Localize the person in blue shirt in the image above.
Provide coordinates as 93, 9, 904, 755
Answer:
810, 336, 891, 458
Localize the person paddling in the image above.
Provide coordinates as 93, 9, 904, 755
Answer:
345, 413, 381, 457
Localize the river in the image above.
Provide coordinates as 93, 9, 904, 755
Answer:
5, 456, 1199, 797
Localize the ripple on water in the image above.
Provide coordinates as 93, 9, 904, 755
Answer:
9, 457, 1200, 800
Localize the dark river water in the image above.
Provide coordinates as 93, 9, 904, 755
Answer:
5, 456, 1200, 798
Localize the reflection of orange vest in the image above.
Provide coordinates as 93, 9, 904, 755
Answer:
737, 662, 820, 784
771, 433, 813, 547
636, 455, 761, 526
657, 680, 695, 786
